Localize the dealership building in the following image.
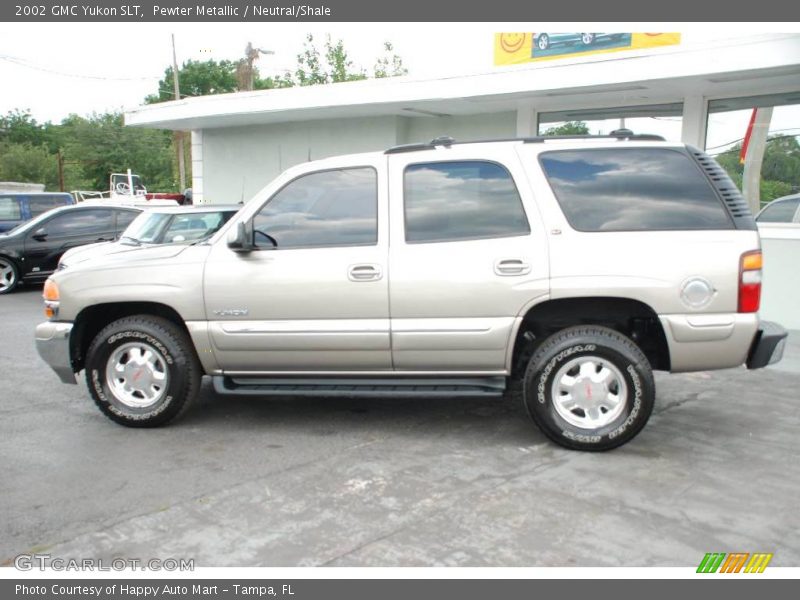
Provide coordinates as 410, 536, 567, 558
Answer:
126, 33, 800, 206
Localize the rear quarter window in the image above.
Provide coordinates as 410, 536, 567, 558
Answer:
0, 197, 22, 220
539, 148, 733, 232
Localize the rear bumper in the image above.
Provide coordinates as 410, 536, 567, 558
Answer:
35, 321, 77, 384
746, 321, 788, 369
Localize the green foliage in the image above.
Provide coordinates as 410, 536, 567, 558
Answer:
715, 135, 800, 203
1, 36, 408, 193
0, 142, 59, 189
145, 59, 240, 104
293, 34, 368, 86
374, 42, 408, 78
543, 121, 590, 136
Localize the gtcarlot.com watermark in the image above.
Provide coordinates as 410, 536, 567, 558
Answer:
14, 553, 194, 571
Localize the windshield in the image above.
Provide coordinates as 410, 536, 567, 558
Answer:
121, 212, 171, 243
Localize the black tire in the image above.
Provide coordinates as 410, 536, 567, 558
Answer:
0, 256, 20, 295
522, 326, 655, 451
85, 315, 202, 427
536, 34, 550, 51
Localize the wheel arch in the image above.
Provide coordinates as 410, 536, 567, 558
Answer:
510, 296, 671, 376
70, 301, 193, 374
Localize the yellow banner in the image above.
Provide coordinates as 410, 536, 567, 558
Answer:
494, 33, 681, 66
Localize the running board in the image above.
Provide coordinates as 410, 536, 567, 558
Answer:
212, 376, 506, 398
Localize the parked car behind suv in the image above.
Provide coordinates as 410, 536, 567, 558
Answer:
0, 192, 75, 233
0, 204, 140, 294
35, 133, 788, 451
755, 193, 800, 224
58, 205, 240, 269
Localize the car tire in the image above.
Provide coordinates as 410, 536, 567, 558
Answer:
85, 315, 202, 427
536, 34, 550, 50
522, 325, 655, 451
0, 257, 20, 294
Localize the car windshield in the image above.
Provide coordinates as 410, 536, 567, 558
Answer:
121, 212, 172, 244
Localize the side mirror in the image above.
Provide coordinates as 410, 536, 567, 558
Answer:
227, 221, 252, 252
32, 227, 48, 241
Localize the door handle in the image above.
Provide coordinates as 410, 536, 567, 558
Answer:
348, 264, 383, 282
494, 258, 531, 276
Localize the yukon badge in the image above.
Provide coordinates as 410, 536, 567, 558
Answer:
213, 308, 249, 317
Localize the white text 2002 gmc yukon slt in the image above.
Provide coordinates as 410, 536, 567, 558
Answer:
35, 133, 788, 451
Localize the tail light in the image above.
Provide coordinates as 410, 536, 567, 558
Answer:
738, 250, 762, 313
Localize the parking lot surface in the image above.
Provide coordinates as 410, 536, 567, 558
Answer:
2, 285, 799, 567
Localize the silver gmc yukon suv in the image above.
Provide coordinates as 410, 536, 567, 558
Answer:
35, 132, 788, 451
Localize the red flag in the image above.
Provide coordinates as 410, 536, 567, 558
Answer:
739, 108, 758, 165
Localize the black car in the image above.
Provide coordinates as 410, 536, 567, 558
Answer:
0, 204, 141, 294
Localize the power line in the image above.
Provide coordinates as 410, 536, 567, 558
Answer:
0, 54, 160, 82
708, 133, 800, 157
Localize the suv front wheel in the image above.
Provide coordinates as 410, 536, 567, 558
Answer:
85, 315, 202, 427
522, 325, 655, 451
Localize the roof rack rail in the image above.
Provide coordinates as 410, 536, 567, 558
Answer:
385, 130, 666, 154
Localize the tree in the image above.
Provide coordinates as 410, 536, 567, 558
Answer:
145, 59, 239, 104
56, 112, 176, 192
374, 42, 408, 78
543, 121, 590, 136
0, 142, 59, 189
715, 135, 800, 203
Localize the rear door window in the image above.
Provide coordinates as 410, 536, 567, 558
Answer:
43, 209, 114, 237
403, 160, 530, 243
539, 148, 733, 231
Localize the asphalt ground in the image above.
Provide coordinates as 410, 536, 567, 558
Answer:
1, 284, 798, 567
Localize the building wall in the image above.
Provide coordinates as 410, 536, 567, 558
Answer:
197, 112, 517, 203
200, 116, 400, 203
398, 112, 517, 144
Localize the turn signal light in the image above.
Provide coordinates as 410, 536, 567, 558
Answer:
43, 279, 59, 301
43, 279, 60, 319
738, 250, 762, 313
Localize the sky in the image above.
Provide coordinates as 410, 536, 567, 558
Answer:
0, 23, 798, 153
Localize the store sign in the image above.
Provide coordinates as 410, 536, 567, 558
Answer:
494, 33, 681, 65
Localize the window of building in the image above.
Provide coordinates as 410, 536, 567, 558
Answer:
538, 103, 684, 141
403, 161, 530, 243
706, 92, 800, 210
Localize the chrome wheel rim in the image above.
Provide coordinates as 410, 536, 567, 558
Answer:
105, 342, 170, 408
551, 356, 627, 429
538, 36, 548, 49
582, 33, 594, 44
0, 259, 16, 292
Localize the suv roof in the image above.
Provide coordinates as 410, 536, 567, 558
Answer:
385, 129, 667, 154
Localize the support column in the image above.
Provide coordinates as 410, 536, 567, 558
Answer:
190, 130, 204, 205
742, 107, 774, 214
681, 95, 708, 149
516, 101, 538, 137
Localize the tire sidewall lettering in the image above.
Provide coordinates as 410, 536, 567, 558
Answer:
106, 331, 174, 365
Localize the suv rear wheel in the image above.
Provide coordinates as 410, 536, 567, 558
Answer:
85, 315, 201, 427
522, 325, 654, 451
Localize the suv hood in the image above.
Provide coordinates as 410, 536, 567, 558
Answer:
65, 243, 195, 272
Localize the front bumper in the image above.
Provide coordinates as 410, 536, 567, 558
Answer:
746, 321, 788, 369
35, 321, 77, 384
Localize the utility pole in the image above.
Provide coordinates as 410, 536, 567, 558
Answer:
57, 150, 65, 192
171, 33, 186, 191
